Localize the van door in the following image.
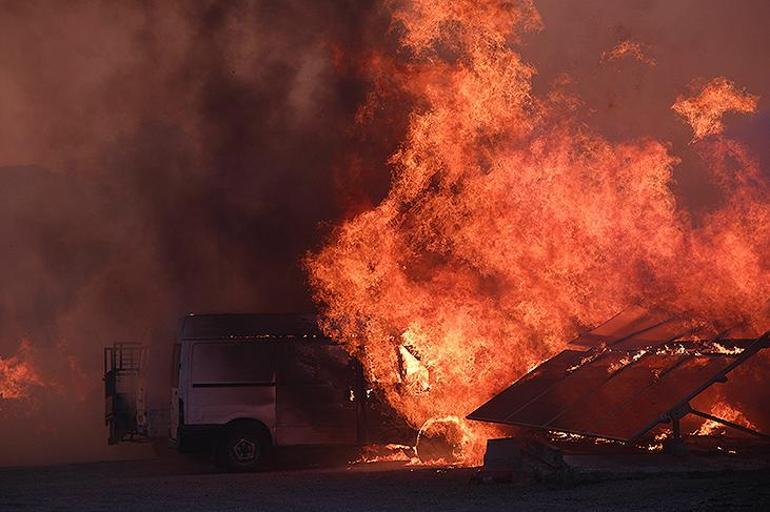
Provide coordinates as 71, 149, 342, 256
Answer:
275, 341, 362, 445
185, 341, 276, 430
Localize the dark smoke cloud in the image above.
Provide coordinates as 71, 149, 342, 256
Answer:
0, 0, 394, 466
0, 0, 768, 465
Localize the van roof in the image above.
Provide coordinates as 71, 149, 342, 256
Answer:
179, 313, 325, 340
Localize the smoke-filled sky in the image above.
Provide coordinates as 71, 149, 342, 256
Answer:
0, 0, 768, 466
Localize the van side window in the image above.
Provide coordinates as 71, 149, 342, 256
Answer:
279, 342, 352, 385
191, 342, 275, 385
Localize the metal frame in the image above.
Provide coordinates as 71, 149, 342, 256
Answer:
104, 342, 149, 444
104, 342, 147, 374
688, 409, 770, 440
634, 332, 770, 443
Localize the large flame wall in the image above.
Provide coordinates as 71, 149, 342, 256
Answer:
307, 0, 770, 461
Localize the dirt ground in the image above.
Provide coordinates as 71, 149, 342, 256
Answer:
1, 451, 770, 512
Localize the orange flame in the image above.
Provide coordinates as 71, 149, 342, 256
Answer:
694, 401, 756, 437
0, 341, 45, 401
602, 40, 656, 66
307, 0, 769, 464
673, 77, 759, 140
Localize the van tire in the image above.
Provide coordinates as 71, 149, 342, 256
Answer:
217, 424, 271, 472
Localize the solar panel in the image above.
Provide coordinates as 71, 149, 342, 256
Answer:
500, 351, 630, 429
610, 318, 700, 350
468, 350, 586, 422
468, 307, 770, 443
571, 305, 670, 348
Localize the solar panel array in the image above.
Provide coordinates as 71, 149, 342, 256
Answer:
468, 306, 760, 442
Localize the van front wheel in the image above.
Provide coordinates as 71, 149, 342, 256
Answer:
218, 425, 270, 472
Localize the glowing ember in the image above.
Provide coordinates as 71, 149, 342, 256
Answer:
355, 443, 418, 465
307, 0, 770, 464
607, 350, 648, 374
567, 351, 605, 373
694, 402, 757, 437
638, 431, 669, 452
655, 344, 691, 356
706, 342, 744, 355
672, 77, 759, 140
602, 40, 655, 66
548, 430, 665, 452
0, 341, 45, 401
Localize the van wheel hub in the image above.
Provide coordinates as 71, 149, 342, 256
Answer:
232, 437, 257, 462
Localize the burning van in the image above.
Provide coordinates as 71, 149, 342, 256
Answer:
105, 313, 408, 471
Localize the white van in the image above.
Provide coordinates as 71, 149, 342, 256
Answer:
106, 314, 377, 471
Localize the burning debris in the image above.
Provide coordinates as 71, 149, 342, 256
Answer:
398, 330, 431, 393
354, 443, 418, 465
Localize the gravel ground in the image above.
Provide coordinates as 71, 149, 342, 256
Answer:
1, 454, 770, 512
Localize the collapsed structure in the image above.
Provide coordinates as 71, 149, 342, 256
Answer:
468, 306, 770, 447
